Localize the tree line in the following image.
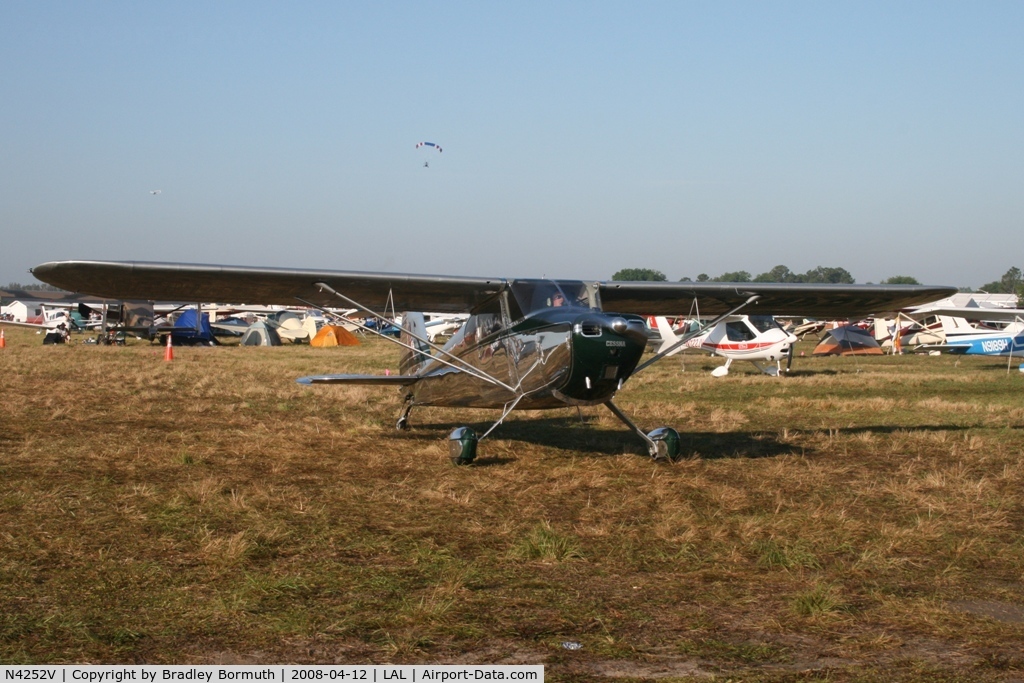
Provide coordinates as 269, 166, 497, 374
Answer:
977, 267, 1023, 297
614, 265, 875, 284
2, 282, 63, 291
611, 265, 1024, 296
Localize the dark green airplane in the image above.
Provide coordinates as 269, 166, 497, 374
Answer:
31, 260, 955, 464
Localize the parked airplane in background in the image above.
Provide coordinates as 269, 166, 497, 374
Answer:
29, 308, 72, 328
425, 313, 468, 343
0, 303, 76, 330
652, 315, 799, 377
31, 260, 954, 464
932, 323, 1024, 357
906, 306, 1024, 357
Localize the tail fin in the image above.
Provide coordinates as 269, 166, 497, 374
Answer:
399, 312, 431, 375
873, 318, 890, 342
939, 315, 972, 334
654, 316, 682, 356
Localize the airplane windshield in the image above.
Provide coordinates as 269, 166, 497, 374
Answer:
508, 280, 591, 318
748, 315, 783, 333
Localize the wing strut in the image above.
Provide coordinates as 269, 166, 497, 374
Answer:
302, 283, 519, 395
631, 294, 761, 375
1008, 314, 1024, 374
479, 393, 526, 441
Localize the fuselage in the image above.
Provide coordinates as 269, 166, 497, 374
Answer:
947, 322, 1024, 356
402, 280, 649, 409
26, 308, 70, 327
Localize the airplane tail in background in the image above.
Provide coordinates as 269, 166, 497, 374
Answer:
873, 318, 891, 342
939, 315, 974, 335
654, 316, 683, 356
399, 312, 432, 375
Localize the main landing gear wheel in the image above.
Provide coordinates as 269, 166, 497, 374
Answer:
448, 427, 478, 466
646, 427, 681, 462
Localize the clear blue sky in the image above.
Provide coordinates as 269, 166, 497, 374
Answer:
2, 1, 1022, 289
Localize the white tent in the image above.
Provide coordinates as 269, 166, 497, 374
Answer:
240, 321, 282, 346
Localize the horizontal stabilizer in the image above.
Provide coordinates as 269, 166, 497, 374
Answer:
296, 374, 420, 386
914, 344, 969, 355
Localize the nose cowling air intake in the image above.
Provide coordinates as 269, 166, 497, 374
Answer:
557, 313, 648, 405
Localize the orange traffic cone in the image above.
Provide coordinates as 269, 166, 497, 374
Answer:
0, 328, 5, 349
164, 334, 174, 361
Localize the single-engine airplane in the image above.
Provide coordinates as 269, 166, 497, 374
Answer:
0, 305, 74, 331
932, 323, 1024, 357
906, 307, 1024, 358
652, 315, 799, 377
31, 260, 955, 464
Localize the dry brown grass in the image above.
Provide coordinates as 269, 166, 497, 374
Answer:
1, 327, 1023, 680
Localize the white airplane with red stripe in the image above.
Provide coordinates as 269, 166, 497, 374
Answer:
653, 315, 799, 377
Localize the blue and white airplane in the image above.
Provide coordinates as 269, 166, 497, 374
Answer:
912, 308, 1024, 357
938, 324, 1024, 356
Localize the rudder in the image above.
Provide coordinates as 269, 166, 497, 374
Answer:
399, 312, 431, 375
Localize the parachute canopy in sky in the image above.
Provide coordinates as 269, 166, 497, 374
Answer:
415, 142, 442, 153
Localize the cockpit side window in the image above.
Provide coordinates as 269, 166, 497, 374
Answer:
725, 320, 756, 342
449, 294, 504, 349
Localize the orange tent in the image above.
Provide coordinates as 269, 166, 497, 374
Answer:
311, 325, 360, 347
812, 325, 883, 356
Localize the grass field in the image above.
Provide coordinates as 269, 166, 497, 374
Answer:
1, 325, 1022, 681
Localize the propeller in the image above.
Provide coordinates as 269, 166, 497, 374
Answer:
786, 343, 795, 373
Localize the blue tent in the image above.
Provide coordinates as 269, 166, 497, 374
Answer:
171, 309, 218, 345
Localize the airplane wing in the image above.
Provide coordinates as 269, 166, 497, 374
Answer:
32, 260, 956, 319
0, 319, 63, 330
597, 282, 956, 318
209, 320, 249, 336
31, 261, 505, 314
905, 307, 1024, 322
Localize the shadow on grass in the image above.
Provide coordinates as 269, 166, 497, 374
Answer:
398, 415, 803, 460
402, 415, 636, 457
395, 418, 981, 462
692, 423, 978, 459
974, 361, 1024, 373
